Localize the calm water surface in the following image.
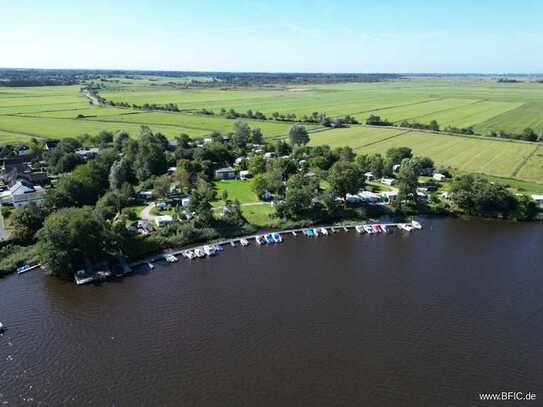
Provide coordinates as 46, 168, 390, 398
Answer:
1, 218, 542, 406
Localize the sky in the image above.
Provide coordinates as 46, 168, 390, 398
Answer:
1, 0, 543, 73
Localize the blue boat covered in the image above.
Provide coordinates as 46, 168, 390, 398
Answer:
305, 228, 314, 237
265, 234, 274, 243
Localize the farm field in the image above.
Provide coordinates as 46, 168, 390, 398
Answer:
515, 146, 543, 183
308, 126, 406, 149
310, 126, 541, 182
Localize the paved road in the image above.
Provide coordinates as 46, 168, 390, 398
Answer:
0, 212, 7, 241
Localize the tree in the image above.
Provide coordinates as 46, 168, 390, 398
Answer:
278, 173, 319, 220
222, 199, 247, 227
251, 174, 269, 198
232, 120, 250, 147
113, 130, 129, 151
429, 120, 440, 132
109, 158, 134, 191
288, 124, 310, 146
251, 128, 264, 144
153, 174, 171, 199
386, 147, 412, 165
369, 154, 385, 178
395, 158, 421, 209
450, 175, 518, 217
37, 207, 115, 279
188, 179, 216, 226
247, 153, 267, 175
11, 203, 47, 244
328, 161, 364, 198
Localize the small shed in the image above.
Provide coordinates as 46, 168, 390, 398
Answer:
214, 166, 236, 180
433, 173, 446, 182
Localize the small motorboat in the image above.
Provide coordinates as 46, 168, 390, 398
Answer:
363, 225, 374, 234
265, 234, 274, 244
381, 224, 388, 233
372, 224, 381, 233
411, 220, 422, 230
305, 229, 314, 237
230, 241, 236, 247
256, 236, 264, 245
320, 227, 329, 236
203, 245, 216, 256
399, 223, 413, 232
165, 254, 178, 263
0, 322, 4, 333
272, 233, 282, 243
313, 228, 320, 237
291, 231, 297, 236
214, 244, 224, 252
17, 265, 32, 274
355, 225, 364, 233
194, 248, 205, 258
240, 238, 249, 247
184, 250, 195, 260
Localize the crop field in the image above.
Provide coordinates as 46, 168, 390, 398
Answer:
1, 77, 543, 184
310, 126, 541, 182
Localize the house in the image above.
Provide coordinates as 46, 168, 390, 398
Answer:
346, 193, 363, 204
44, 140, 59, 151
155, 215, 173, 227
75, 148, 99, 160
0, 180, 45, 208
381, 190, 398, 204
15, 144, 31, 157
381, 177, 397, 186
364, 172, 374, 181
433, 173, 446, 182
155, 202, 169, 210
531, 194, 543, 209
239, 170, 252, 180
214, 166, 236, 180
137, 191, 153, 200
360, 190, 381, 204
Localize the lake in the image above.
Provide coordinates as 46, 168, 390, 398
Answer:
1, 218, 542, 406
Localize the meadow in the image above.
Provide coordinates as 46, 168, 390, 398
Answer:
1, 76, 542, 186
311, 126, 541, 182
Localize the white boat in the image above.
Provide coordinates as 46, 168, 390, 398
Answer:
184, 250, 195, 260
17, 265, 32, 274
0, 322, 4, 332
291, 231, 297, 236
381, 224, 388, 233
399, 223, 413, 232
194, 248, 205, 258
230, 241, 236, 247
343, 226, 349, 232
313, 228, 320, 237
203, 245, 216, 256
272, 233, 282, 243
320, 227, 329, 236
411, 220, 422, 230
165, 254, 178, 263
363, 225, 374, 234
355, 225, 364, 233
256, 236, 263, 245
240, 238, 249, 246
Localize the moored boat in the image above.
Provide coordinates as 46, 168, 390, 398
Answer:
165, 254, 178, 263
372, 224, 381, 233
203, 245, 216, 256
363, 225, 374, 234
265, 234, 274, 244
272, 232, 282, 243
411, 220, 422, 230
320, 227, 329, 236
313, 228, 320, 237
305, 228, 314, 237
17, 265, 32, 274
256, 235, 264, 244
240, 238, 249, 246
355, 225, 364, 233
0, 322, 4, 333
194, 248, 205, 258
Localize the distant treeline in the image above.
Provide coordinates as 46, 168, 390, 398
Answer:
0, 68, 402, 87
365, 115, 541, 142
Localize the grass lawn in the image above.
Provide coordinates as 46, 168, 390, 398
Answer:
241, 203, 276, 227
213, 179, 259, 205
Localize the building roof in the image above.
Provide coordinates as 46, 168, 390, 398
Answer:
9, 180, 35, 196
215, 166, 235, 173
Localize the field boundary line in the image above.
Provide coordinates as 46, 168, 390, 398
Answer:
511, 145, 541, 178
331, 98, 444, 118
0, 127, 47, 140
355, 129, 413, 149
393, 99, 484, 124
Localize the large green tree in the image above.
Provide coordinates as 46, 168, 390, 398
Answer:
288, 124, 310, 146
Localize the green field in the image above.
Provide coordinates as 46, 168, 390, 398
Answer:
310, 126, 541, 182
1, 76, 543, 185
